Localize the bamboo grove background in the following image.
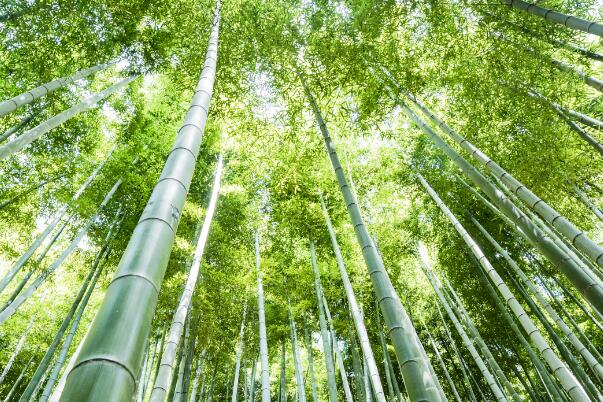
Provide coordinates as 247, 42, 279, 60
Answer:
0, 0, 602, 400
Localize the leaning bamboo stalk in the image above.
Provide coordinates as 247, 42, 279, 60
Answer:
0, 75, 137, 160
0, 316, 34, 386
418, 250, 507, 402
0, 62, 114, 117
471, 216, 603, 382
300, 71, 442, 402
384, 69, 603, 270
394, 92, 603, 315
0, 178, 121, 325
0, 146, 114, 294
418, 174, 590, 402
310, 238, 339, 402
500, 0, 603, 37
319, 192, 386, 402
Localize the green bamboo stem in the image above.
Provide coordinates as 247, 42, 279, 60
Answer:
0, 76, 137, 160
309, 238, 339, 402
0, 62, 114, 117
300, 71, 442, 402
256, 233, 271, 402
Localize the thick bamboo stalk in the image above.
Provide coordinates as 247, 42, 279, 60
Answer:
309, 238, 339, 402
500, 0, 603, 37
553, 60, 603, 93
418, 174, 589, 402
0, 146, 114, 294
300, 72, 442, 402
0, 76, 137, 160
256, 234, 271, 402
319, 192, 386, 402
0, 62, 114, 117
59, 5, 219, 397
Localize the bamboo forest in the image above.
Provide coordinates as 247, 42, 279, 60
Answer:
2, 0, 603, 401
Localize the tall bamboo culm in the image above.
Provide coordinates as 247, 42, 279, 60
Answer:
58, 2, 220, 400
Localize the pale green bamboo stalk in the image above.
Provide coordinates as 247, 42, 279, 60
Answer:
553, 59, 603, 93
189, 350, 205, 402
58, 6, 219, 398
300, 71, 442, 402
387, 72, 603, 271
136, 347, 150, 402
40, 244, 112, 402
249, 357, 258, 402
0, 114, 33, 142
0, 176, 57, 210
471, 216, 603, 382
573, 185, 603, 223
500, 0, 603, 37
289, 307, 306, 402
435, 305, 478, 402
279, 342, 286, 402
256, 233, 270, 402
303, 319, 319, 402
319, 192, 386, 401
322, 296, 354, 402
441, 278, 522, 402
3, 357, 34, 402
233, 302, 248, 402
0, 76, 137, 160
20, 211, 121, 402
309, 238, 339, 402
418, 174, 589, 401
424, 327, 462, 402
418, 249, 507, 402
0, 145, 114, 295
398, 96, 603, 315
0, 316, 34, 386
0, 179, 121, 325
151, 156, 223, 402
0, 62, 114, 117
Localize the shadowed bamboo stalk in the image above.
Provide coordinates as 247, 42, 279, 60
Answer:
471, 216, 603, 382
419, 249, 507, 402
418, 173, 589, 402
232, 302, 248, 402
289, 307, 306, 402
310, 238, 339, 402
58, 3, 220, 399
0, 76, 137, 160
394, 94, 603, 315
304, 319, 319, 402
0, 316, 34, 386
0, 178, 122, 324
0, 62, 115, 117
